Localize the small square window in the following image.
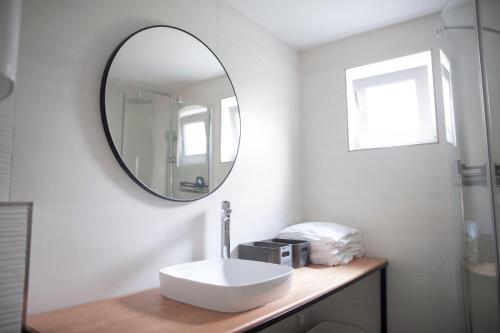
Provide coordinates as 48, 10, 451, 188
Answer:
346, 51, 437, 151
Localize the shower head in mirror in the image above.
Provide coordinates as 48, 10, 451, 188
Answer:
126, 89, 152, 105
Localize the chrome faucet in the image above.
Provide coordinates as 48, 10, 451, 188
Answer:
221, 201, 231, 259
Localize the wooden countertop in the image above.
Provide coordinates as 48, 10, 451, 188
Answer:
463, 260, 497, 278
27, 257, 387, 333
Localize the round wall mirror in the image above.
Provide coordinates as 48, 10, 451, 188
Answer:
101, 26, 240, 201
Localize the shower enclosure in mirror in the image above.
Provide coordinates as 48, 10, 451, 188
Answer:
101, 26, 240, 201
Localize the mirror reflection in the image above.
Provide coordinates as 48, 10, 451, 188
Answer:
102, 26, 240, 201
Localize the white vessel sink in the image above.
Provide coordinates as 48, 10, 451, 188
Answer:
159, 258, 293, 312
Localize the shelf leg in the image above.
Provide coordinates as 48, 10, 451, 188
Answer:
381, 267, 387, 333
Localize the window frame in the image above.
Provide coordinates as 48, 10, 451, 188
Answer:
345, 50, 439, 152
220, 96, 240, 164
439, 49, 457, 146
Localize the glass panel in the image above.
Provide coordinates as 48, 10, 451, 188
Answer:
440, 0, 500, 331
122, 94, 154, 185
172, 101, 210, 200
478, 0, 500, 330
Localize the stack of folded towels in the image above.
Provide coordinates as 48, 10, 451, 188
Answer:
277, 221, 365, 266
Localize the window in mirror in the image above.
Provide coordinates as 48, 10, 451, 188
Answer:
101, 26, 241, 201
183, 122, 207, 156
440, 50, 457, 146
220, 96, 240, 163
177, 105, 208, 166
346, 51, 437, 151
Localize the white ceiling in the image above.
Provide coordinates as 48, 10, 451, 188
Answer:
109, 27, 225, 92
226, 0, 450, 50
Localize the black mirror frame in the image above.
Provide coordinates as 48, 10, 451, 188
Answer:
99, 25, 241, 202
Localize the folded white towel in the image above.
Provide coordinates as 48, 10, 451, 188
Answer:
279, 222, 360, 242
310, 247, 365, 265
283, 233, 363, 249
277, 222, 365, 266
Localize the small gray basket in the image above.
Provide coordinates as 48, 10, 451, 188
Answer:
238, 241, 293, 267
265, 239, 310, 268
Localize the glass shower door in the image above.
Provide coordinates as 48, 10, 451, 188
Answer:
173, 100, 211, 200
476, 1, 500, 331
122, 90, 174, 197
478, 0, 500, 255
440, 0, 500, 331
122, 95, 154, 187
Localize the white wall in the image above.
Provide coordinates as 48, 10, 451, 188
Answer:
300, 15, 463, 333
12, 0, 302, 314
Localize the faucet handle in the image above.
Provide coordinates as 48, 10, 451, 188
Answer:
221, 201, 231, 210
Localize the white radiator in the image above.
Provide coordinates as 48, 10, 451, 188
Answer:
0, 203, 32, 333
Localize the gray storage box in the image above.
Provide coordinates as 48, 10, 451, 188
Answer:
238, 241, 293, 267
265, 239, 310, 268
